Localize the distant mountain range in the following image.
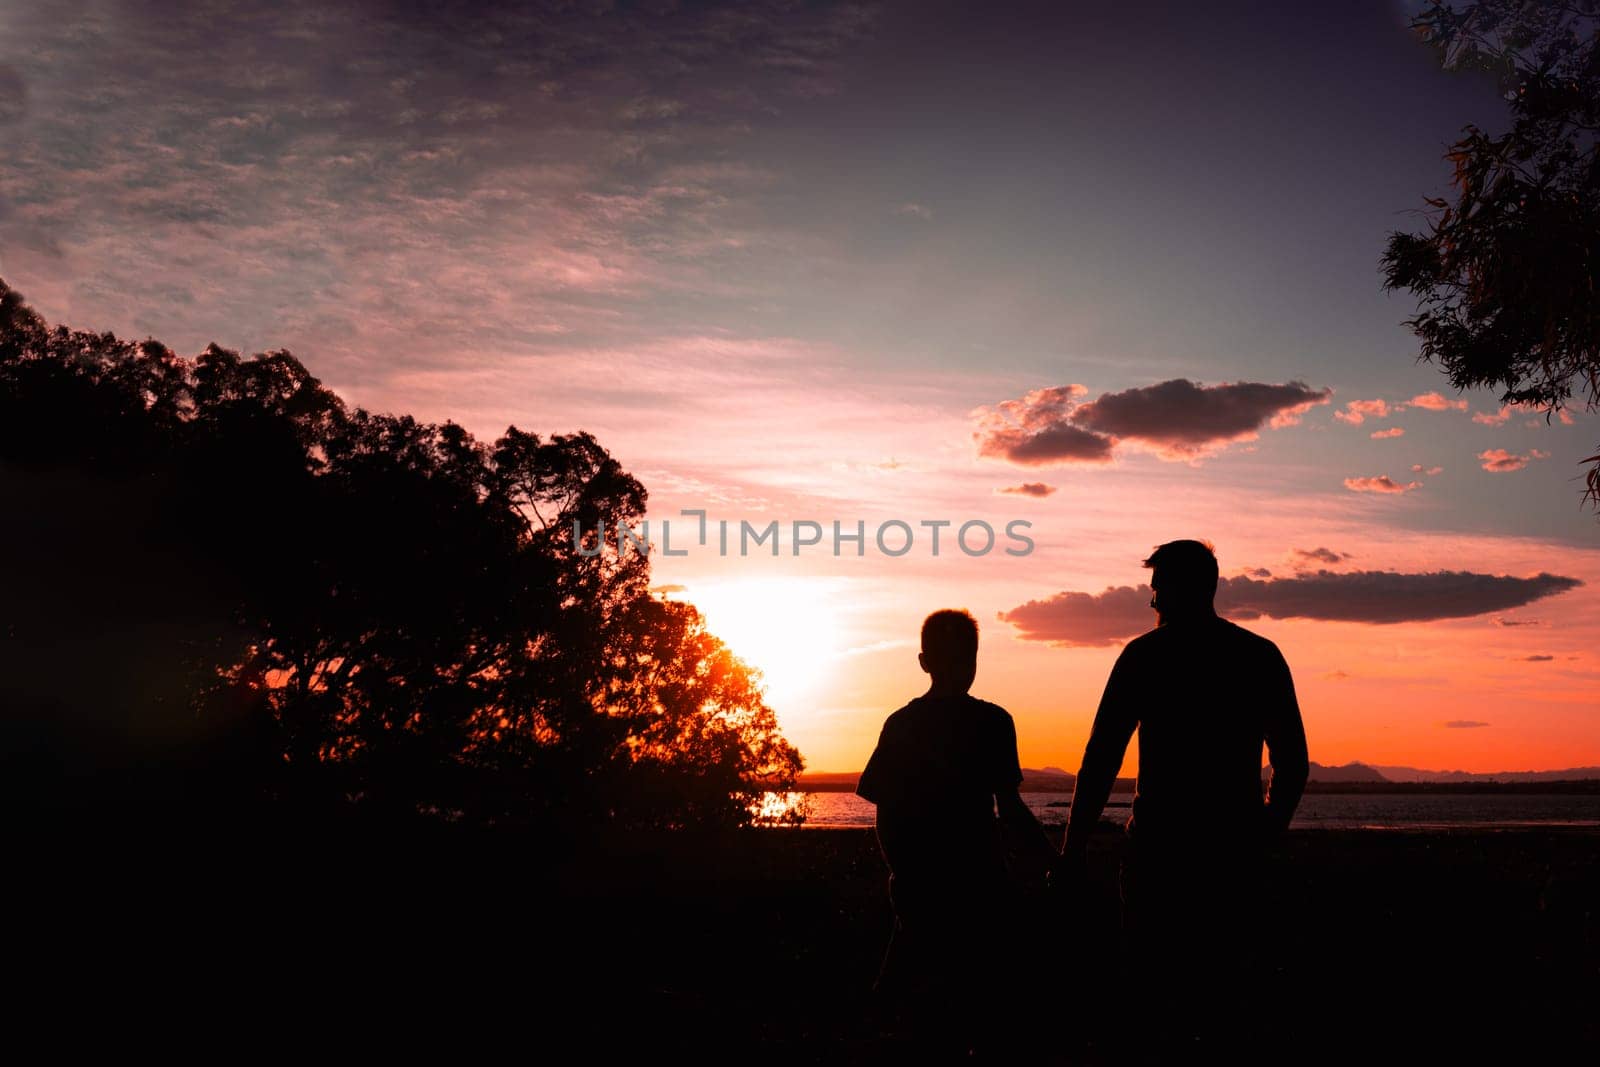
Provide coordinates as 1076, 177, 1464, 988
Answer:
1365, 764, 1600, 784
797, 761, 1600, 792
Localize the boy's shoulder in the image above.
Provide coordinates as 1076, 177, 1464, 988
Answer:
882, 692, 1012, 731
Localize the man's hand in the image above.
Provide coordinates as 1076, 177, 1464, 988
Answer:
1046, 848, 1088, 906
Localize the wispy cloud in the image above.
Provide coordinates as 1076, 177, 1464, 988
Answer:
1293, 547, 1352, 566
1344, 475, 1421, 494
0, 0, 882, 382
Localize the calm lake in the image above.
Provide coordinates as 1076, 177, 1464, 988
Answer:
760, 791, 1600, 830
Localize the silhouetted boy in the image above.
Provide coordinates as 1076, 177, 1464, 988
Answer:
1060, 539, 1309, 1050
857, 608, 1054, 1049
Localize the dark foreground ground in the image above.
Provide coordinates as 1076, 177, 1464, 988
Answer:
10, 825, 1598, 1061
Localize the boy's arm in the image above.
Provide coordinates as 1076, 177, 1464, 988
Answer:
855, 720, 895, 806
858, 720, 903, 868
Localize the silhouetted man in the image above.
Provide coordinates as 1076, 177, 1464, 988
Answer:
1060, 539, 1309, 1047
857, 608, 1055, 1052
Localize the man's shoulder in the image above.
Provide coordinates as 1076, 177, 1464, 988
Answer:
1118, 626, 1168, 661
1131, 617, 1283, 654
1217, 618, 1286, 657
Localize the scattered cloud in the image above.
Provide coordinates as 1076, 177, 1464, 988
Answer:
1344, 475, 1421, 494
1370, 427, 1405, 439
894, 202, 934, 220
1523, 654, 1555, 662
1247, 567, 1274, 578
997, 482, 1057, 497
650, 583, 688, 595
975, 379, 1330, 466
1323, 670, 1351, 680
1443, 720, 1490, 729
998, 570, 1583, 646
1478, 448, 1550, 473
1334, 398, 1391, 425
1473, 406, 1514, 427
1410, 464, 1443, 476
1493, 616, 1541, 627
1407, 392, 1467, 412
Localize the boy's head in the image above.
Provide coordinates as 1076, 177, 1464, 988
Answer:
1142, 538, 1219, 620
918, 608, 979, 692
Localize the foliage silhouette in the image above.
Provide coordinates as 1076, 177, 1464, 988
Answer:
1383, 0, 1600, 510
0, 278, 800, 831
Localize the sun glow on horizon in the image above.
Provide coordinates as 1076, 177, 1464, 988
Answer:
680, 577, 848, 732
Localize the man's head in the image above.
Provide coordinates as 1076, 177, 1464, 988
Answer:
1143, 539, 1219, 621
918, 608, 979, 692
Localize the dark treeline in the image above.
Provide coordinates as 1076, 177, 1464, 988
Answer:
0, 279, 800, 834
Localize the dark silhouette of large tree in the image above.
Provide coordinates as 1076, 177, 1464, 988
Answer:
0, 279, 800, 832
1382, 0, 1600, 510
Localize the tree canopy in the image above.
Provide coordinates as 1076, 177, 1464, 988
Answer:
1382, 0, 1600, 510
0, 279, 801, 831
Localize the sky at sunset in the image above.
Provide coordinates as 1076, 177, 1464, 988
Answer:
2, 0, 1595, 775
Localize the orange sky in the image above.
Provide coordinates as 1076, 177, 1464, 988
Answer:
641, 466, 1600, 776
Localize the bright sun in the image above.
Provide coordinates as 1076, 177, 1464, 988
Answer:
681, 577, 844, 714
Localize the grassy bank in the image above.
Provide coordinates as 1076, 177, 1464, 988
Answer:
11, 825, 1597, 1060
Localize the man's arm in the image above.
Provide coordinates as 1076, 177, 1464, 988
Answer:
1262, 645, 1309, 835
1061, 648, 1139, 861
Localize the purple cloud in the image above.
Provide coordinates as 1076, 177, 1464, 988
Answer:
1069, 379, 1331, 458
999, 570, 1584, 646
974, 379, 1329, 466
973, 385, 1115, 465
